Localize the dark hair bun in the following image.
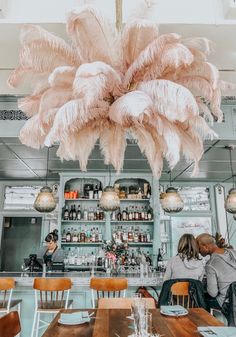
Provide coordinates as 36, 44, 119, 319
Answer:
53, 229, 58, 235
45, 229, 58, 242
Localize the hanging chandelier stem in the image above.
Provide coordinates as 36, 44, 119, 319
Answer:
108, 164, 111, 186
169, 171, 172, 187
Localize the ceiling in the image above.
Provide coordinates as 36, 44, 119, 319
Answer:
0, 136, 236, 183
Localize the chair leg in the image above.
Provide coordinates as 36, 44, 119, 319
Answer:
31, 311, 38, 337
35, 312, 40, 337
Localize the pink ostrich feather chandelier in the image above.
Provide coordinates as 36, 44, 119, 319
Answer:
8, 4, 229, 178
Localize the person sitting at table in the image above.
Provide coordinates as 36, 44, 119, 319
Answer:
38, 229, 64, 269
163, 233, 205, 282
196, 233, 236, 309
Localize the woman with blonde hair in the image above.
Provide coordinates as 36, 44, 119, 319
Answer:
163, 233, 205, 281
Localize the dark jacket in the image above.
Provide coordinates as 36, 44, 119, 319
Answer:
222, 282, 236, 326
158, 278, 207, 310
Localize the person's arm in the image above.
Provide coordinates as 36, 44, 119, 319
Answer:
206, 264, 218, 298
198, 261, 205, 281
163, 258, 173, 281
52, 248, 64, 262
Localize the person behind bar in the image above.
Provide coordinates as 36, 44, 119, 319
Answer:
197, 233, 236, 309
38, 229, 64, 269
163, 233, 205, 282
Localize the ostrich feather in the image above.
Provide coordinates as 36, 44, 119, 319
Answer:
99, 123, 127, 173
20, 24, 80, 68
49, 66, 76, 88
73, 62, 122, 106
188, 48, 207, 62
182, 37, 215, 55
196, 97, 214, 125
176, 122, 204, 176
122, 19, 159, 68
19, 114, 47, 149
210, 88, 223, 122
124, 33, 181, 87
132, 124, 163, 178
18, 95, 42, 117
188, 116, 218, 140
67, 6, 120, 68
38, 87, 73, 122
108, 90, 153, 126
57, 121, 99, 170
177, 61, 219, 89
176, 76, 213, 101
138, 80, 198, 122
143, 43, 194, 81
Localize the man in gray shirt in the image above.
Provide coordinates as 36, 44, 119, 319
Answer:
197, 233, 236, 308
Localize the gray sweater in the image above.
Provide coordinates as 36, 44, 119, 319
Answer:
206, 249, 236, 306
37, 246, 64, 263
163, 255, 205, 282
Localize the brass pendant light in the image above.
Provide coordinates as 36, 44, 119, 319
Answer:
99, 165, 120, 212
225, 145, 236, 214
34, 147, 56, 213
160, 171, 184, 213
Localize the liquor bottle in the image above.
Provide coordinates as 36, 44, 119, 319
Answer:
131, 250, 136, 266
61, 229, 66, 243
147, 184, 151, 199
146, 251, 152, 265
135, 206, 139, 220
83, 207, 88, 221
69, 206, 73, 220
77, 205, 81, 220
72, 228, 78, 242
117, 208, 122, 221
63, 205, 69, 220
122, 208, 127, 221
66, 228, 71, 242
157, 248, 163, 271
98, 182, 103, 199
128, 206, 133, 221
72, 205, 77, 220
147, 206, 152, 220
128, 226, 133, 242
94, 184, 98, 199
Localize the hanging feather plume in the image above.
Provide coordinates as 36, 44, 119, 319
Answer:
124, 33, 181, 87
100, 123, 127, 173
138, 80, 198, 122
122, 19, 159, 68
67, 6, 120, 68
9, 4, 226, 178
108, 90, 153, 126
73, 61, 123, 106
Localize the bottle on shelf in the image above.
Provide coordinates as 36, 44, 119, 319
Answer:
98, 182, 103, 199
61, 229, 67, 243
147, 184, 151, 199
72, 205, 77, 220
66, 228, 71, 242
157, 248, 163, 272
77, 205, 81, 220
69, 206, 73, 220
117, 208, 122, 221
122, 208, 128, 221
94, 184, 98, 199
63, 205, 69, 220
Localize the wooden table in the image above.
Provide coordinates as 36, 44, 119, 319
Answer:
42, 308, 224, 337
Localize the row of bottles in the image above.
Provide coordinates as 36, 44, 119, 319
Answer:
64, 182, 103, 199
112, 226, 152, 243
63, 204, 104, 221
62, 226, 103, 243
116, 183, 151, 199
111, 206, 153, 221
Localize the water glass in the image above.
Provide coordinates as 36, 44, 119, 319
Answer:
144, 312, 152, 334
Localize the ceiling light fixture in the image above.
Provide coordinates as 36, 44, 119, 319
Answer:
160, 171, 184, 213
225, 145, 236, 214
99, 165, 120, 212
34, 147, 56, 213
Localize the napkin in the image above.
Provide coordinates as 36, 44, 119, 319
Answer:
59, 311, 90, 324
160, 305, 187, 314
198, 326, 236, 337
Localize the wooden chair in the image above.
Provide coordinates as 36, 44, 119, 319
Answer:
98, 297, 156, 309
31, 278, 73, 337
0, 278, 22, 316
170, 281, 192, 308
0, 311, 21, 337
90, 278, 128, 308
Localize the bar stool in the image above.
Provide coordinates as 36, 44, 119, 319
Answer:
0, 311, 21, 337
90, 277, 128, 308
0, 278, 22, 316
31, 278, 72, 337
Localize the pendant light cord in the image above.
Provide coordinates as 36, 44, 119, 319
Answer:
169, 171, 172, 187
46, 147, 50, 186
229, 148, 235, 189
108, 164, 111, 186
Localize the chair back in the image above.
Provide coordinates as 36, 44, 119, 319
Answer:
0, 278, 15, 311
33, 278, 72, 310
90, 278, 128, 308
171, 281, 191, 308
98, 297, 156, 309
0, 311, 21, 337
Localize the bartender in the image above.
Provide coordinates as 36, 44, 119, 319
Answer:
38, 229, 64, 269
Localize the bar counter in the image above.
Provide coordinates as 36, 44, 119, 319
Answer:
0, 271, 163, 337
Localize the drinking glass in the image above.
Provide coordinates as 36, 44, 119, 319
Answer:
144, 312, 152, 334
